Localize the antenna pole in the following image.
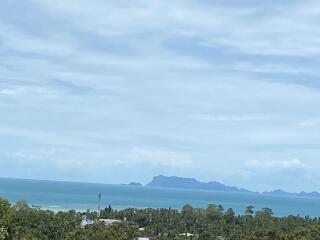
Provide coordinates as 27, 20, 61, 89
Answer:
98, 193, 102, 218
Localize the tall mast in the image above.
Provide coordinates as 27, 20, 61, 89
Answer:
98, 193, 102, 218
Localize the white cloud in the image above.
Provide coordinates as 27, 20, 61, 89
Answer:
246, 159, 306, 171
0, 88, 18, 96
127, 147, 193, 168
191, 114, 265, 122
232, 62, 320, 76
0, 22, 76, 57
2, 151, 44, 161
298, 120, 318, 128
0, 125, 100, 149
29, 0, 320, 59
0, 86, 59, 98
234, 158, 313, 192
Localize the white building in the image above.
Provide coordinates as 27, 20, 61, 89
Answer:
80, 219, 95, 228
179, 233, 194, 237
99, 219, 121, 225
81, 218, 121, 228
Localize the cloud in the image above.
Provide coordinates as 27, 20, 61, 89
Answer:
23, 0, 320, 60
231, 158, 310, 191
127, 147, 193, 168
0, 88, 18, 96
298, 119, 319, 128
2, 151, 44, 161
191, 114, 265, 122
246, 159, 306, 171
1, 0, 320, 190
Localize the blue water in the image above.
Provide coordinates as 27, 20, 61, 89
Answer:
1, 178, 320, 217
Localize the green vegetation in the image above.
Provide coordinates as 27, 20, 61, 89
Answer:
1, 197, 320, 239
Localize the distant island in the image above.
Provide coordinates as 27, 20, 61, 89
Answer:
263, 189, 320, 198
146, 175, 256, 194
121, 182, 143, 187
145, 175, 320, 198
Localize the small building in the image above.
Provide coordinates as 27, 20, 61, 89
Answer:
81, 218, 121, 228
136, 237, 157, 240
136, 236, 158, 240
81, 219, 95, 228
179, 233, 194, 237
99, 219, 121, 225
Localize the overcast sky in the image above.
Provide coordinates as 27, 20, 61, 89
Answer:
1, 0, 320, 192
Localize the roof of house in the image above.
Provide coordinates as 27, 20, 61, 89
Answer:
99, 219, 121, 225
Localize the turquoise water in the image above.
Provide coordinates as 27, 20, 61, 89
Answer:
1, 178, 320, 217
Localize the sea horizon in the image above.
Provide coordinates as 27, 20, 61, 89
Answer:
1, 177, 320, 217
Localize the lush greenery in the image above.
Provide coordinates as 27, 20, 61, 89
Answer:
1, 197, 320, 239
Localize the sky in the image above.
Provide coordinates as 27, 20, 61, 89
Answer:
1, 0, 320, 192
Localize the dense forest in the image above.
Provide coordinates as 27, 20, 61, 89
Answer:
1, 197, 320, 239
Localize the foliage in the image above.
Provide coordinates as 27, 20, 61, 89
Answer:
1, 197, 320, 239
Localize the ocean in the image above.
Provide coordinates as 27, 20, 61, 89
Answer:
1, 178, 320, 217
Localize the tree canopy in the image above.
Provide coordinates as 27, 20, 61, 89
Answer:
1, 197, 320, 239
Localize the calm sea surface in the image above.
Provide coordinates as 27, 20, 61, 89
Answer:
1, 178, 320, 217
